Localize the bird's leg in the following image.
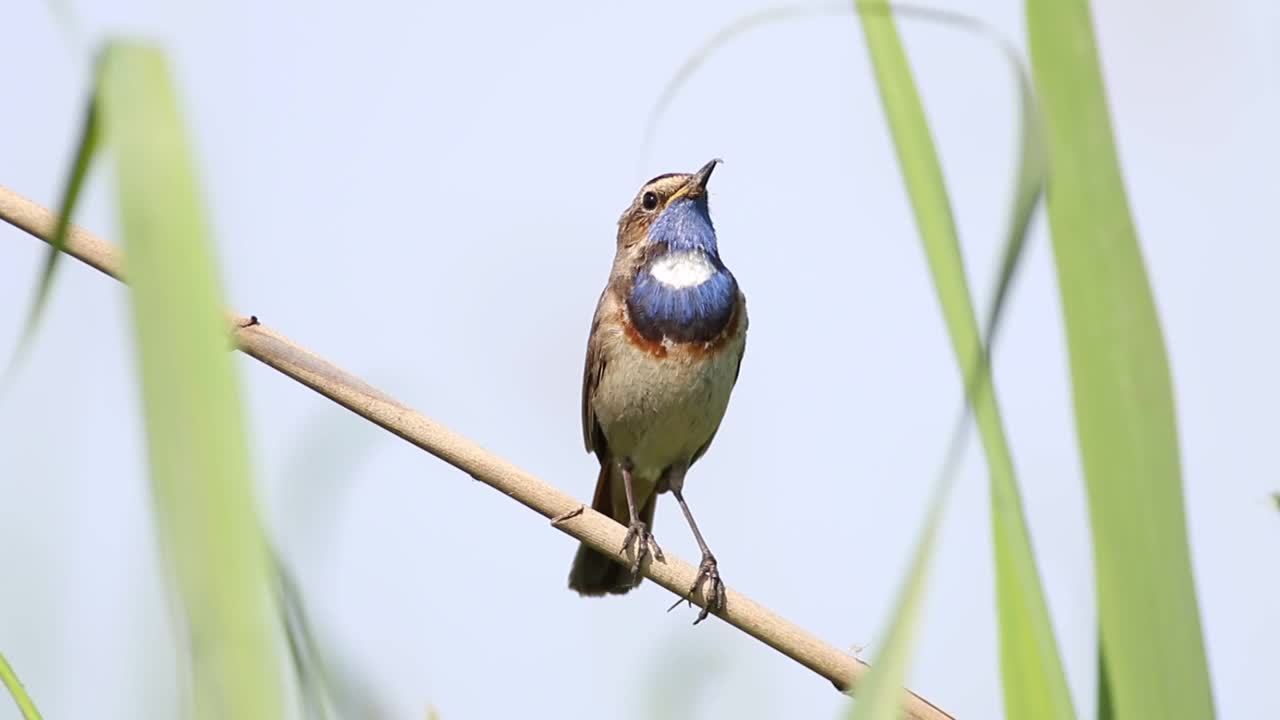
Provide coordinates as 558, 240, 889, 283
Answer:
665, 469, 725, 624
619, 459, 663, 573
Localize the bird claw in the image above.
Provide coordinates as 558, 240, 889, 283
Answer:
671, 552, 725, 625
621, 520, 663, 574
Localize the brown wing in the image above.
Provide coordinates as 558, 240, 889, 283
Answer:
581, 293, 610, 457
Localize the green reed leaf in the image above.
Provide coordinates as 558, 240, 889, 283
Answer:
855, 4, 1074, 718
1026, 1, 1216, 717
97, 42, 287, 718
0, 652, 44, 720
2, 95, 99, 389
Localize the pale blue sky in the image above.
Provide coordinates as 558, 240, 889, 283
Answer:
2, 1, 1277, 719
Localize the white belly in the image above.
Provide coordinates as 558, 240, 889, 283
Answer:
591, 334, 743, 483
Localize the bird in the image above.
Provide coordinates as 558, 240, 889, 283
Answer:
566, 158, 747, 624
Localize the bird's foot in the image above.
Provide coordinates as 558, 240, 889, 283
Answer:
668, 552, 726, 625
621, 520, 664, 574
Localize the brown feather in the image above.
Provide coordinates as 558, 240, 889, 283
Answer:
580, 290, 610, 455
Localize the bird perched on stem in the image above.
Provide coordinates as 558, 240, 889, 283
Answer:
566, 159, 747, 624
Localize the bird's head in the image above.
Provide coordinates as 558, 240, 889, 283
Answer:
617, 158, 722, 259
614, 159, 738, 342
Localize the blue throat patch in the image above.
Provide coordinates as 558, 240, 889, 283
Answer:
627, 198, 737, 343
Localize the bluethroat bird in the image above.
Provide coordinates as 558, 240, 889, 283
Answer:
567, 159, 747, 624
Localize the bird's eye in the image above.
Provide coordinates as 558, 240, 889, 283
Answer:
642, 191, 659, 211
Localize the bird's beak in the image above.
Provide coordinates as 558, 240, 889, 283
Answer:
672, 158, 721, 203
689, 158, 721, 194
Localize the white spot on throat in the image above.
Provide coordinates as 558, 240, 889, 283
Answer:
650, 251, 715, 289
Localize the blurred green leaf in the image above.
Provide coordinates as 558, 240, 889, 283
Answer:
1026, 1, 1216, 718
0, 652, 43, 720
855, 5, 1073, 720
276, 548, 392, 720
277, 407, 380, 565
846, 13, 966, 718
97, 42, 287, 718
1097, 642, 1114, 720
273, 409, 388, 719
278, 554, 339, 720
42, 0, 86, 59
858, 6, 1075, 720
3, 95, 98, 388
844, 462, 951, 720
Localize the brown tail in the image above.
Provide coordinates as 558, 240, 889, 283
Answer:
568, 462, 656, 596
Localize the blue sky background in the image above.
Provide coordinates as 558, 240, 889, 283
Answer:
2, 1, 1277, 718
